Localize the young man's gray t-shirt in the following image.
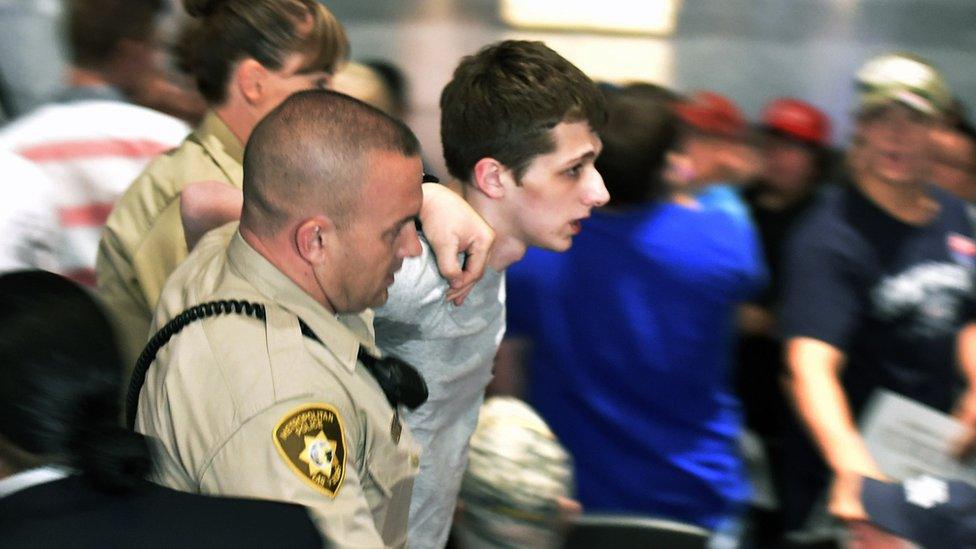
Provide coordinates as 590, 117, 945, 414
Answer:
374, 237, 505, 549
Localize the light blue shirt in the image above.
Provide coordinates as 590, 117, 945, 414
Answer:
374, 237, 506, 549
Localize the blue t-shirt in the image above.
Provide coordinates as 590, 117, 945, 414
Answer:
697, 184, 752, 229
506, 201, 766, 530
780, 184, 976, 415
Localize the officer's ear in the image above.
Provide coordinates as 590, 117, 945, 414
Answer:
234, 58, 268, 106
471, 157, 509, 199
295, 216, 337, 264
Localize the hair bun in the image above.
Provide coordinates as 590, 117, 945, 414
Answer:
72, 423, 152, 492
182, 0, 227, 18
68, 394, 152, 492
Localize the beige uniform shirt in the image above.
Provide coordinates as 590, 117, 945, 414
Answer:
96, 111, 244, 367
135, 224, 420, 548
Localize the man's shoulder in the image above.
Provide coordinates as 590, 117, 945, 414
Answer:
799, 183, 848, 215
788, 184, 859, 245
77, 100, 190, 136
145, 242, 278, 428
376, 236, 508, 348
39, 100, 190, 139
377, 237, 447, 319
928, 184, 973, 230
152, 224, 247, 328
104, 137, 225, 246
0, 100, 188, 151
129, 136, 225, 200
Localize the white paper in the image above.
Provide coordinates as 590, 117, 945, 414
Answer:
860, 389, 976, 485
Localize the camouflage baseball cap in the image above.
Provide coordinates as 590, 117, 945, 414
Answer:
455, 396, 573, 548
855, 53, 953, 118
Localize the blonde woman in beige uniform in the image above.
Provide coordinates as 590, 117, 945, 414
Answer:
98, 0, 491, 368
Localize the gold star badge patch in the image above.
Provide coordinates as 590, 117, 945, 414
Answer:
273, 404, 346, 498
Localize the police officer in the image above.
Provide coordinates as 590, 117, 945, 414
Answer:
134, 90, 426, 548
97, 0, 350, 366
0, 270, 322, 548
98, 0, 492, 370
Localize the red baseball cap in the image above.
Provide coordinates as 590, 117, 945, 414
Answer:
673, 91, 746, 138
761, 98, 831, 146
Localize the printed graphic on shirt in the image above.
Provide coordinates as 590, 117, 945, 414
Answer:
904, 475, 949, 509
871, 261, 974, 337
274, 403, 347, 498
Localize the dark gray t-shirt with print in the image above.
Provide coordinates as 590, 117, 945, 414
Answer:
781, 183, 976, 415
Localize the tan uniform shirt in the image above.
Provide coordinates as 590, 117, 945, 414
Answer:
135, 224, 420, 548
96, 111, 244, 367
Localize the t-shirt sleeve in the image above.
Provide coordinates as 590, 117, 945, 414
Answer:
0, 192, 59, 273
200, 398, 386, 548
0, 153, 59, 273
378, 260, 427, 323
373, 238, 458, 355
779, 223, 862, 351
132, 197, 189, 312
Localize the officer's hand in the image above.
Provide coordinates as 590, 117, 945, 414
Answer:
180, 181, 243, 249
420, 183, 495, 305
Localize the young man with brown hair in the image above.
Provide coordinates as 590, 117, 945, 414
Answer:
374, 40, 608, 548
176, 40, 608, 548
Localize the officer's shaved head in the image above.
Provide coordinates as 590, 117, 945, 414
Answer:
241, 89, 421, 235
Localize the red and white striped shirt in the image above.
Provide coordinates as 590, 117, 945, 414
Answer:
0, 94, 189, 284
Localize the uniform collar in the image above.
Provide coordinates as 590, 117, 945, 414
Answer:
225, 231, 378, 373
193, 110, 245, 189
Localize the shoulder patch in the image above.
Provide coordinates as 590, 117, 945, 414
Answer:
273, 403, 347, 498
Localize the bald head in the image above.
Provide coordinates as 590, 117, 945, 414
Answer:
241, 89, 421, 235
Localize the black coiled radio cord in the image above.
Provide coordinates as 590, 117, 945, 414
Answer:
125, 300, 427, 429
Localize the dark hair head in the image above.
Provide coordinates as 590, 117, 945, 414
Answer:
0, 271, 150, 491
595, 82, 680, 206
761, 127, 836, 186
363, 59, 408, 119
242, 89, 421, 235
66, 0, 164, 70
955, 117, 976, 145
177, 0, 349, 105
440, 40, 606, 183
